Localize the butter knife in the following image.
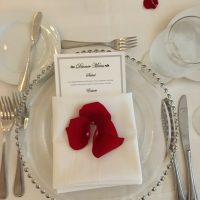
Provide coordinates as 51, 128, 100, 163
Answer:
161, 99, 186, 200
178, 95, 198, 200
18, 11, 42, 92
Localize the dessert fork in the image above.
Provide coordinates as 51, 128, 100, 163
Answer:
0, 96, 15, 199
61, 36, 137, 51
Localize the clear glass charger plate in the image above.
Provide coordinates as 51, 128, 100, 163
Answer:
15, 53, 178, 200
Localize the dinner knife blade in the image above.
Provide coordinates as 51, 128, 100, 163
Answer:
178, 95, 199, 200
178, 95, 190, 151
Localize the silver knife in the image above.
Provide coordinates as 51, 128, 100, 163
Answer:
178, 95, 198, 200
162, 99, 186, 200
18, 11, 42, 92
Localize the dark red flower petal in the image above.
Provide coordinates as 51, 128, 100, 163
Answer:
66, 102, 125, 158
66, 117, 91, 150
92, 133, 124, 158
79, 102, 111, 123
143, 0, 158, 9
92, 120, 124, 158
96, 120, 118, 137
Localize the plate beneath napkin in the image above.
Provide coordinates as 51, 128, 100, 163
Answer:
52, 93, 142, 193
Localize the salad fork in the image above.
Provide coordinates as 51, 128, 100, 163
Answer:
61, 36, 137, 51
0, 96, 15, 199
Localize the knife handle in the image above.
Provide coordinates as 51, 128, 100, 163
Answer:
172, 154, 186, 200
185, 150, 199, 200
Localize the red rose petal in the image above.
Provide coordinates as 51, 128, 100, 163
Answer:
79, 102, 111, 123
66, 117, 90, 150
143, 0, 158, 9
92, 120, 124, 158
66, 102, 125, 158
96, 120, 118, 137
92, 133, 124, 158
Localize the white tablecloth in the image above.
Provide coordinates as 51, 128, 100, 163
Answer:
0, 0, 200, 199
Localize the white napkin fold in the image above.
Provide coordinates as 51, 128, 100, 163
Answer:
52, 93, 142, 193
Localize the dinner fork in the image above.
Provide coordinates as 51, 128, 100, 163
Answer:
12, 92, 29, 130
61, 36, 137, 51
12, 92, 26, 197
0, 96, 15, 199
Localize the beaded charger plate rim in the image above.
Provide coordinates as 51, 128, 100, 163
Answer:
15, 52, 178, 200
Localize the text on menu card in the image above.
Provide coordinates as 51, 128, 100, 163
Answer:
54, 52, 126, 97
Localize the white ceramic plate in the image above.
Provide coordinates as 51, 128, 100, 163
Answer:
149, 6, 200, 81
17, 55, 173, 200
0, 12, 61, 85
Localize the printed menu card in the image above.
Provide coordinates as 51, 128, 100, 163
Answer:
54, 52, 126, 97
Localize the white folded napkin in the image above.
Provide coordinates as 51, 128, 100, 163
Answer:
52, 93, 142, 193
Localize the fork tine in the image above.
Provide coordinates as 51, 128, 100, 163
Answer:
12, 92, 22, 111
0, 98, 3, 118
12, 93, 17, 112
4, 97, 11, 119
7, 96, 14, 119
1, 97, 8, 119
121, 41, 137, 46
120, 43, 137, 48
120, 40, 137, 44
119, 36, 137, 41
120, 38, 137, 43
119, 44, 137, 51
16, 92, 22, 107
120, 39, 137, 44
13, 92, 19, 110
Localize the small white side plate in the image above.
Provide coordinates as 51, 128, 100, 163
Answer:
0, 12, 61, 85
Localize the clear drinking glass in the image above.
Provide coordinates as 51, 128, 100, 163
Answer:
166, 16, 200, 67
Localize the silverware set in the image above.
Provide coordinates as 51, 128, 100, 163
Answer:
162, 98, 186, 200
0, 93, 27, 198
0, 96, 15, 198
161, 96, 198, 200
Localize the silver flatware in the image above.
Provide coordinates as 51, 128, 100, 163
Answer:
0, 96, 15, 199
18, 11, 43, 92
12, 92, 29, 130
161, 99, 186, 200
12, 92, 26, 197
178, 95, 199, 200
161, 99, 172, 158
61, 36, 137, 51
